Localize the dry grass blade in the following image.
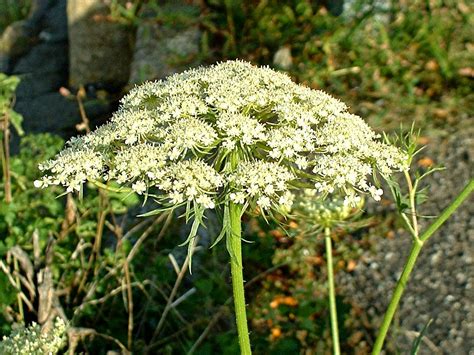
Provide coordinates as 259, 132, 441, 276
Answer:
147, 237, 199, 351
67, 327, 130, 355
9, 245, 34, 285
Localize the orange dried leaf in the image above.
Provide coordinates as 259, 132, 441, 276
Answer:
59, 87, 71, 97
347, 259, 357, 272
417, 157, 434, 168
458, 67, 474, 77
270, 229, 284, 238
271, 327, 282, 339
433, 108, 449, 119
270, 300, 279, 309
282, 296, 298, 307
425, 60, 438, 71
416, 136, 430, 145
288, 221, 298, 229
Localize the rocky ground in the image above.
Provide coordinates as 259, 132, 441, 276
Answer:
340, 122, 473, 354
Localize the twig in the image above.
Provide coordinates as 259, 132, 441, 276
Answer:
13, 257, 24, 321
127, 213, 169, 263
76, 213, 170, 315
114, 220, 134, 352
72, 281, 147, 317
68, 327, 130, 355
170, 287, 196, 308
147, 319, 205, 350
147, 237, 199, 350
75, 86, 91, 133
123, 257, 134, 351
74, 194, 108, 303
404, 330, 442, 354
0, 260, 35, 313
1, 108, 12, 203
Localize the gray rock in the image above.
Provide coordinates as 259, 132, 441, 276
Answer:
0, 0, 66, 72
129, 3, 201, 83
13, 41, 68, 76
40, 0, 68, 42
15, 71, 65, 98
67, 0, 134, 88
0, 21, 35, 72
12, 40, 67, 99
14, 93, 111, 136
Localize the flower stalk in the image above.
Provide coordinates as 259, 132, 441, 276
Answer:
325, 227, 340, 355
229, 202, 251, 355
372, 178, 474, 354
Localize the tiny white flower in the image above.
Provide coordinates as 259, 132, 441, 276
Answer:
257, 196, 271, 210
132, 181, 147, 194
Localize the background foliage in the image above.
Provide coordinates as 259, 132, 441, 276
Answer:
0, 0, 472, 353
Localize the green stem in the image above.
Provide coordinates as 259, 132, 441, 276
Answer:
325, 227, 340, 355
372, 179, 474, 354
371, 238, 422, 355
229, 202, 251, 355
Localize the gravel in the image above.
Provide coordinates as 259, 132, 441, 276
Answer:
339, 123, 474, 354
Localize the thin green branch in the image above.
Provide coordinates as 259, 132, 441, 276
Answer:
404, 170, 419, 238
372, 179, 473, 354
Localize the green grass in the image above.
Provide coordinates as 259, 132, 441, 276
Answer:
0, 0, 31, 32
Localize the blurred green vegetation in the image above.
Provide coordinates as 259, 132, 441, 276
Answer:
202, 0, 473, 132
0, 0, 472, 353
0, 0, 31, 32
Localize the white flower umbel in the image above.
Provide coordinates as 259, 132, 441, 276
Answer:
37, 60, 405, 211
0, 318, 67, 355
37, 60, 406, 354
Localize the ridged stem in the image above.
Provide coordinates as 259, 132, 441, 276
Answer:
229, 202, 252, 355
325, 227, 340, 355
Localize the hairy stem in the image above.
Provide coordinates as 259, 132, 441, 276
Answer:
325, 227, 340, 355
229, 202, 251, 355
372, 179, 474, 354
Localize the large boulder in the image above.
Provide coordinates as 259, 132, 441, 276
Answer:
13, 41, 68, 98
129, 2, 201, 83
7, 0, 111, 138
67, 0, 134, 88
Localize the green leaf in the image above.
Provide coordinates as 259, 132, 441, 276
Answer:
410, 319, 433, 355
0, 272, 17, 307
415, 186, 429, 206
196, 278, 213, 296
8, 109, 24, 136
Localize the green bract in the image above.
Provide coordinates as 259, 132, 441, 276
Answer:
36, 60, 406, 238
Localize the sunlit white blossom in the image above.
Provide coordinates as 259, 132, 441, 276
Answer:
37, 60, 406, 214
229, 160, 295, 210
